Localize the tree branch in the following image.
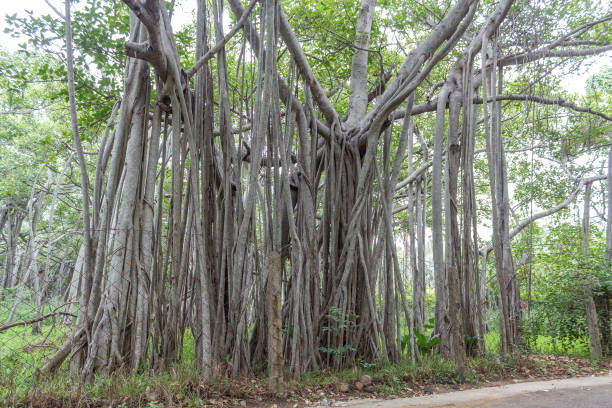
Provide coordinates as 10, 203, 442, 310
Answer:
186, 0, 258, 79
125, 41, 155, 61
122, 0, 159, 29
392, 92, 612, 121
476, 94, 612, 121
0, 311, 77, 333
278, 6, 340, 125
227, 0, 331, 139
362, 0, 477, 132
480, 173, 608, 256
122, 0, 168, 80
499, 45, 612, 67
346, 0, 378, 128
43, 0, 65, 20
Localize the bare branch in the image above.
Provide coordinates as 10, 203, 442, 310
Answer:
43, 0, 65, 20
501, 12, 612, 66
499, 45, 612, 67
392, 93, 612, 121
0, 311, 77, 333
475, 94, 612, 121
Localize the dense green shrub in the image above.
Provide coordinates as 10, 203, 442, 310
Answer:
523, 224, 610, 351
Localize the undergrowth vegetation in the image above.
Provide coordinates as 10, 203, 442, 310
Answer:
5, 348, 606, 407
0, 288, 607, 406
0, 308, 606, 407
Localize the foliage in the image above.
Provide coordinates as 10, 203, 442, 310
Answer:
407, 317, 442, 356
0, 50, 72, 202
524, 223, 610, 347
319, 307, 358, 363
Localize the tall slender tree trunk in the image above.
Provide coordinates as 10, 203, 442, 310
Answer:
1, 211, 23, 291
581, 181, 602, 360
445, 87, 466, 375
602, 146, 612, 356
432, 84, 451, 355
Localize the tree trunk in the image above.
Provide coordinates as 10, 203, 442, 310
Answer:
602, 146, 612, 356
432, 84, 451, 355
446, 87, 466, 374
267, 251, 283, 390
581, 182, 602, 360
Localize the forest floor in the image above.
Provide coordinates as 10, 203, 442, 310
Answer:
17, 354, 611, 407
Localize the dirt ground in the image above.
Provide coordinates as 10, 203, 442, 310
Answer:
19, 356, 611, 407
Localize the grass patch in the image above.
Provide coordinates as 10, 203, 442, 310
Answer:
0, 321, 72, 405
528, 335, 590, 357
483, 331, 590, 358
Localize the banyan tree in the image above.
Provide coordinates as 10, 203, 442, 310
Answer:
36, 0, 612, 380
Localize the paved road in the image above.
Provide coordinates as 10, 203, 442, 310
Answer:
483, 384, 612, 407
339, 374, 612, 407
